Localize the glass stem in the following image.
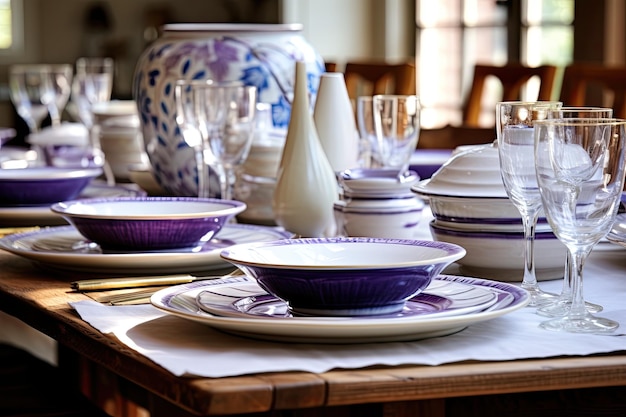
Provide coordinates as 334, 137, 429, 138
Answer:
221, 167, 234, 201
195, 146, 208, 199
559, 251, 573, 300
568, 246, 592, 319
520, 208, 540, 290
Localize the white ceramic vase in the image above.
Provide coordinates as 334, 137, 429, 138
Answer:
313, 72, 360, 172
272, 62, 339, 237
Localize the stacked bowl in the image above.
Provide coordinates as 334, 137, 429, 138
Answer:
336, 168, 425, 239
92, 100, 149, 182
412, 142, 567, 281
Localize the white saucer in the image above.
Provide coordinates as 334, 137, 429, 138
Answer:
195, 278, 498, 320
150, 275, 530, 343
0, 224, 292, 274
0, 180, 145, 227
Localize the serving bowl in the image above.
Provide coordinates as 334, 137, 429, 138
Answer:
429, 220, 567, 281
412, 142, 550, 227
0, 167, 102, 206
220, 237, 466, 317
50, 197, 246, 251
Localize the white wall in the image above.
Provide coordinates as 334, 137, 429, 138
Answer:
281, 0, 415, 67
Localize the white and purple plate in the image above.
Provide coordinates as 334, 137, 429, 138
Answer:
150, 275, 530, 343
0, 224, 292, 274
195, 278, 498, 319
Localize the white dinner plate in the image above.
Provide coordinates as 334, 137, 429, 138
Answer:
195, 278, 499, 320
151, 275, 530, 343
0, 224, 292, 274
0, 180, 145, 227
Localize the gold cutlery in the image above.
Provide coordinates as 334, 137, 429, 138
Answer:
71, 268, 239, 292
93, 287, 169, 305
0, 226, 40, 238
75, 269, 243, 305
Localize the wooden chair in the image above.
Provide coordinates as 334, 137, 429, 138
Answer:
462, 63, 558, 127
324, 61, 338, 72
559, 63, 626, 118
343, 60, 416, 99
418, 124, 495, 149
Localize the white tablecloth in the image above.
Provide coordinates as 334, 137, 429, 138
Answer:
71, 210, 626, 378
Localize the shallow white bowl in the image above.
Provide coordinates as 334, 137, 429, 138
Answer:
51, 197, 246, 251
0, 167, 102, 206
220, 237, 465, 316
429, 220, 567, 281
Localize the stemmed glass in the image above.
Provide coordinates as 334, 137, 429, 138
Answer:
174, 79, 213, 198
537, 107, 613, 318
71, 57, 114, 134
355, 96, 375, 168
48, 64, 73, 127
371, 94, 421, 172
8, 64, 55, 133
192, 83, 257, 201
496, 101, 562, 306
534, 118, 626, 333
71, 57, 114, 184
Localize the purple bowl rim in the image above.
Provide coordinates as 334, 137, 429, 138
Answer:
0, 167, 103, 181
429, 220, 556, 239
412, 186, 509, 199
220, 237, 466, 270
50, 196, 246, 220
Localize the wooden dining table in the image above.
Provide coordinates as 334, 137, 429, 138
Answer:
2, 239, 626, 417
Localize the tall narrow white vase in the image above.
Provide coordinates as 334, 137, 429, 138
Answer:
272, 62, 339, 237
313, 72, 360, 172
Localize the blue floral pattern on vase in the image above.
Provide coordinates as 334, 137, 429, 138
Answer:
133, 24, 325, 197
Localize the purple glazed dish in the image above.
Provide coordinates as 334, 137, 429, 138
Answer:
0, 167, 102, 206
220, 237, 466, 317
50, 196, 246, 251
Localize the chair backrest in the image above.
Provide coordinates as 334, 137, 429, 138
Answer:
463, 63, 558, 127
324, 61, 338, 72
343, 61, 416, 99
559, 63, 626, 118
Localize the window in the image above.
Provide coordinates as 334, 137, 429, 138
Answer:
0, 0, 23, 53
416, 0, 574, 128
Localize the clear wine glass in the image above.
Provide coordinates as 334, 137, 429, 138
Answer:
174, 79, 213, 198
192, 83, 257, 201
371, 94, 421, 172
355, 96, 375, 168
71, 57, 114, 184
537, 107, 613, 318
534, 118, 626, 333
496, 101, 562, 306
9, 64, 55, 133
48, 64, 73, 127
71, 57, 114, 132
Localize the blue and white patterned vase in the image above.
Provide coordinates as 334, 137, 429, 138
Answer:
133, 23, 325, 197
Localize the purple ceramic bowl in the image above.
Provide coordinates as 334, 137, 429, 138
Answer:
50, 197, 246, 251
220, 237, 466, 317
0, 167, 102, 206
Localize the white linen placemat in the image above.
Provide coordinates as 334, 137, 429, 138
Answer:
71, 246, 626, 378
